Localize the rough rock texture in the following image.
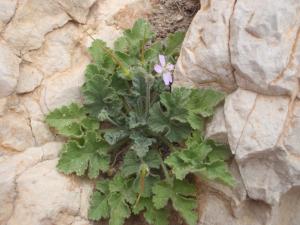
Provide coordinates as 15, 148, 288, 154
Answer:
1, 0, 300, 224
178, 0, 300, 224
0, 0, 151, 225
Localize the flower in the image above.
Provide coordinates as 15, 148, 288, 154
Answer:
154, 55, 174, 86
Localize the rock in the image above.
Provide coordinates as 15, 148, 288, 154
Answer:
199, 192, 271, 225
224, 89, 289, 159
55, 0, 97, 24
6, 159, 92, 225
205, 106, 228, 144
16, 63, 43, 94
24, 23, 82, 77
0, 142, 62, 224
175, 0, 237, 92
0, 142, 93, 225
283, 101, 300, 156
3, 0, 70, 51
230, 0, 300, 95
39, 61, 87, 113
112, 0, 152, 29
0, 98, 7, 116
0, 0, 17, 31
0, 112, 35, 152
224, 89, 294, 204
0, 41, 21, 98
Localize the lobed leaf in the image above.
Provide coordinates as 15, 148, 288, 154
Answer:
57, 131, 110, 179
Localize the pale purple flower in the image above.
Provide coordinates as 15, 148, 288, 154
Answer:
154, 55, 174, 86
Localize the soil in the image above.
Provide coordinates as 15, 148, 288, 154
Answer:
149, 0, 200, 39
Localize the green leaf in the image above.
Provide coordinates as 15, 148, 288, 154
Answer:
117, 19, 154, 57
152, 179, 198, 225
122, 150, 160, 177
109, 193, 131, 225
57, 132, 110, 179
165, 133, 234, 186
133, 197, 169, 225
149, 88, 192, 142
82, 74, 122, 120
164, 32, 185, 58
187, 89, 225, 117
127, 111, 147, 129
88, 191, 110, 220
104, 130, 128, 145
89, 175, 136, 224
88, 39, 115, 72
130, 132, 155, 158
144, 42, 162, 62
45, 103, 98, 138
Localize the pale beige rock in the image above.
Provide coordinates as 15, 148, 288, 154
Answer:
39, 61, 87, 113
0, 112, 35, 152
0, 142, 62, 224
0, 98, 7, 116
175, 0, 237, 92
199, 192, 271, 225
205, 106, 228, 144
0, 0, 17, 31
24, 23, 82, 77
6, 159, 92, 225
230, 0, 300, 95
3, 0, 70, 51
0, 41, 21, 97
283, 101, 300, 156
55, 0, 97, 24
224, 89, 293, 204
16, 63, 43, 94
224, 89, 289, 159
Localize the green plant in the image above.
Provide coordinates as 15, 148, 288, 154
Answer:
45, 19, 234, 225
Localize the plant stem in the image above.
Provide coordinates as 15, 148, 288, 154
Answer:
158, 152, 172, 184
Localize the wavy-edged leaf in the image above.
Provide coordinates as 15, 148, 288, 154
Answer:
152, 179, 197, 225
122, 150, 160, 177
149, 88, 192, 142
164, 32, 185, 58
165, 134, 234, 186
82, 74, 122, 120
130, 132, 155, 158
132, 197, 169, 225
57, 132, 110, 179
45, 103, 98, 138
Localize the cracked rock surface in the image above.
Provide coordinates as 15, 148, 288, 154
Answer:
178, 0, 300, 224
0, 0, 152, 225
1, 0, 300, 224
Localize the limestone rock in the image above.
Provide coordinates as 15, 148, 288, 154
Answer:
0, 112, 35, 152
223, 89, 300, 204
6, 159, 92, 225
0, 0, 17, 31
3, 0, 70, 51
230, 0, 300, 95
0, 41, 21, 98
24, 23, 82, 77
55, 0, 97, 24
175, 0, 237, 92
224, 88, 290, 159
39, 62, 87, 113
16, 63, 43, 94
0, 142, 62, 224
205, 106, 228, 144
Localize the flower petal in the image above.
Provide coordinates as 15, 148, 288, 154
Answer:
163, 72, 173, 86
154, 64, 163, 73
159, 55, 166, 66
167, 63, 175, 71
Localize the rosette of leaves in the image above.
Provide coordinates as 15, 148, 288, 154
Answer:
45, 19, 234, 225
